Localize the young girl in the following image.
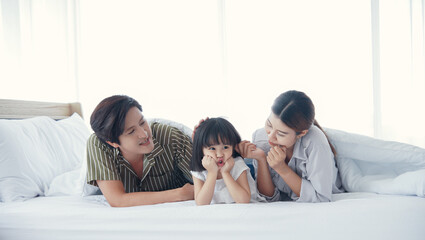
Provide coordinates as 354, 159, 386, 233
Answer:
238, 90, 344, 202
190, 117, 265, 205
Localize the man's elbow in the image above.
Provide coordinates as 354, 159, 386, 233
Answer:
109, 202, 125, 207
107, 199, 127, 207
105, 195, 130, 207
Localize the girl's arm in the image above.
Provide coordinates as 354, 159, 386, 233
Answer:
222, 170, 251, 203
193, 154, 219, 205
193, 172, 217, 205
97, 180, 193, 207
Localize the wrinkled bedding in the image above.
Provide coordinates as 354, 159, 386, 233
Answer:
326, 128, 425, 196
1, 193, 425, 240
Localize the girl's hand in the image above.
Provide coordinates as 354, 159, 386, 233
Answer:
202, 155, 218, 173
266, 146, 288, 173
236, 140, 266, 161
220, 157, 235, 174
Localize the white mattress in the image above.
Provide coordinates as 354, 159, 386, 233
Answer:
1, 192, 424, 240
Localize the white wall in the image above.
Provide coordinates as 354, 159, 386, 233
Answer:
77, 0, 375, 141
1, 0, 424, 147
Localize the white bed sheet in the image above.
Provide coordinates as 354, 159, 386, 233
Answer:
1, 192, 424, 240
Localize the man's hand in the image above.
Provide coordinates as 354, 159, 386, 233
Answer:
179, 183, 194, 201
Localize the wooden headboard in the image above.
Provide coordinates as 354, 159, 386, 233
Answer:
0, 99, 83, 120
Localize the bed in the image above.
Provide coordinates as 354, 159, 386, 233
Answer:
1, 99, 425, 240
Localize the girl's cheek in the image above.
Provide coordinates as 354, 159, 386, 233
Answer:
202, 148, 208, 155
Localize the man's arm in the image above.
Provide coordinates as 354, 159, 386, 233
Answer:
97, 180, 194, 207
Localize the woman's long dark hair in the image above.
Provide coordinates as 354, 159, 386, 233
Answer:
272, 90, 336, 155
190, 118, 241, 172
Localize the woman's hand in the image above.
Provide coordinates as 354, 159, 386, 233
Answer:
202, 155, 218, 173
266, 146, 288, 174
220, 157, 235, 174
236, 140, 266, 161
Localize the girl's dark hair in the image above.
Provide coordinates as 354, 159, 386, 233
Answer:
272, 90, 336, 155
190, 118, 242, 171
90, 95, 142, 146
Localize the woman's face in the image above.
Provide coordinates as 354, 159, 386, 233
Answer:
264, 113, 298, 150
116, 107, 154, 159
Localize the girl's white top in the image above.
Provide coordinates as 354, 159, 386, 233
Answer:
191, 156, 266, 204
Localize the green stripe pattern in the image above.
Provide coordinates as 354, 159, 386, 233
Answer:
86, 122, 193, 193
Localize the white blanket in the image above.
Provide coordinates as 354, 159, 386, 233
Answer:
1, 193, 425, 240
325, 128, 425, 197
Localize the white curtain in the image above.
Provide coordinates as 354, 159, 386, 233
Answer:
77, 0, 375, 141
224, 0, 374, 140
377, 0, 425, 147
0, 0, 78, 102
77, 0, 222, 132
1, 0, 424, 148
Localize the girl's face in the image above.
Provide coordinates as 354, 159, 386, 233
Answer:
114, 107, 154, 160
265, 113, 299, 151
202, 139, 233, 169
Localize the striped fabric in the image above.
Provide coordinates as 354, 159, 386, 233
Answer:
86, 122, 193, 193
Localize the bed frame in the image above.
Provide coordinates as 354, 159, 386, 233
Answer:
0, 99, 82, 120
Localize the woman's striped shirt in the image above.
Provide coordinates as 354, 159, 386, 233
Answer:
86, 122, 193, 193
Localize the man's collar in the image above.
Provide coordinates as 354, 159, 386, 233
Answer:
145, 136, 164, 160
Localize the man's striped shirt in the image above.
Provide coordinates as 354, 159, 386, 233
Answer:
86, 122, 193, 193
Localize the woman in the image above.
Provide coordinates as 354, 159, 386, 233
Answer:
238, 90, 344, 202
86, 95, 194, 207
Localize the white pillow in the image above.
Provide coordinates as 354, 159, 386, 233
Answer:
0, 113, 91, 202
324, 127, 425, 196
46, 117, 193, 197
147, 118, 193, 140
46, 153, 100, 197
324, 128, 425, 167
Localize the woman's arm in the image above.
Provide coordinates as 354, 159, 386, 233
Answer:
255, 155, 277, 197
271, 166, 302, 197
266, 146, 302, 197
237, 141, 275, 197
97, 180, 194, 207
